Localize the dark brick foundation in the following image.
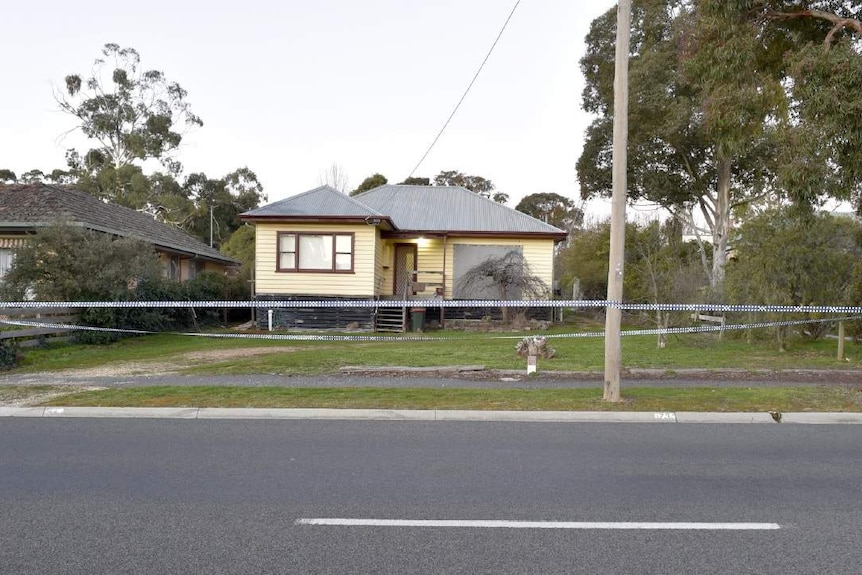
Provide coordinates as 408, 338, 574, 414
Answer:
255, 295, 374, 330
253, 296, 555, 330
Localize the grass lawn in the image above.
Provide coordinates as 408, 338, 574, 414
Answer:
30, 385, 862, 412
13, 327, 862, 375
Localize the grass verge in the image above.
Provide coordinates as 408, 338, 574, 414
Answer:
16, 330, 861, 375
30, 385, 862, 412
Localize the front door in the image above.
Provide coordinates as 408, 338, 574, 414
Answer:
393, 243, 417, 298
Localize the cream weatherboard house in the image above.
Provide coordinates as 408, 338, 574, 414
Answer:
241, 184, 567, 331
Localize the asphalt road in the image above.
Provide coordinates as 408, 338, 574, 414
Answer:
2, 419, 861, 574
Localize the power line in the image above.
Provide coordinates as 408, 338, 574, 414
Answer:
406, 0, 522, 179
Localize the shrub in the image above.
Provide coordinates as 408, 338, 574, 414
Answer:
0, 339, 18, 370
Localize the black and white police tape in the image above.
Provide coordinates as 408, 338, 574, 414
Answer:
3, 299, 862, 314
2, 315, 858, 343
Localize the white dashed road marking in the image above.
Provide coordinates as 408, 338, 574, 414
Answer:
295, 519, 781, 530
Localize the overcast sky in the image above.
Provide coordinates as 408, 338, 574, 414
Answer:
2, 0, 625, 216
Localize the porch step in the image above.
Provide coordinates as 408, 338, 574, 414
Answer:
375, 307, 406, 333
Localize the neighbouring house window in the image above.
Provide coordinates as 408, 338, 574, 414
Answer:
188, 260, 205, 280
167, 255, 182, 281
0, 248, 15, 279
277, 232, 354, 273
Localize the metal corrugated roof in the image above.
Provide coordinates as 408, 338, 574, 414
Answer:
355, 185, 566, 234
242, 185, 385, 218
0, 184, 238, 264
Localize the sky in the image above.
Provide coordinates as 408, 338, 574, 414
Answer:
2, 0, 628, 218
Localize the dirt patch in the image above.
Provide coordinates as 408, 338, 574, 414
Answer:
0, 385, 106, 407
50, 347, 296, 378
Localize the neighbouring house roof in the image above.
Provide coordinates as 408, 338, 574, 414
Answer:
0, 183, 238, 265
242, 184, 567, 239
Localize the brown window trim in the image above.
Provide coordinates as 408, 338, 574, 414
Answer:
276, 231, 355, 274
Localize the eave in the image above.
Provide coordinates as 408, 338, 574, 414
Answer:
381, 230, 568, 243
240, 214, 397, 231
0, 221, 238, 265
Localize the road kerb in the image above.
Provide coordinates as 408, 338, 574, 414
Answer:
779, 412, 862, 424
674, 412, 776, 424
41, 406, 198, 419
2, 407, 862, 423
434, 410, 667, 423
196, 407, 436, 420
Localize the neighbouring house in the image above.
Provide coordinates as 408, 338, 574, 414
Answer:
0, 183, 238, 281
240, 184, 567, 331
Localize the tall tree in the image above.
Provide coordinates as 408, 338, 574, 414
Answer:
696, 1, 862, 213
58, 43, 203, 198
577, 0, 782, 296
19, 170, 46, 184
351, 173, 387, 196
0, 169, 16, 183
433, 170, 507, 204
398, 176, 431, 186
181, 168, 266, 246
515, 192, 584, 232
54, 44, 264, 248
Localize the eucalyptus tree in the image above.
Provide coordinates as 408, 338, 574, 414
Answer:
55, 44, 265, 247
58, 43, 203, 198
433, 170, 508, 204
180, 167, 266, 246
351, 173, 388, 196
696, 1, 862, 212
58, 43, 203, 213
397, 176, 431, 185
515, 192, 584, 236
577, 0, 783, 296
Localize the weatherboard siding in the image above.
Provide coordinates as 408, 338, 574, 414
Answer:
374, 236, 385, 296
377, 236, 554, 299
418, 238, 446, 296
376, 238, 446, 297
254, 222, 377, 296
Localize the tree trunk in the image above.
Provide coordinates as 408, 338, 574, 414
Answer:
499, 285, 510, 324
837, 320, 846, 361
711, 158, 732, 299
656, 309, 667, 349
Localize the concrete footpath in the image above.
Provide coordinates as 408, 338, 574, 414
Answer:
3, 405, 862, 424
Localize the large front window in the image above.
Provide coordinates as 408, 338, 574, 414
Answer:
278, 232, 354, 273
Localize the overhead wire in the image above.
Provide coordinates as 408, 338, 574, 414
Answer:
406, 0, 523, 179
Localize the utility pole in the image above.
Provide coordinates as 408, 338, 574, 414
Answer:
603, 0, 631, 402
